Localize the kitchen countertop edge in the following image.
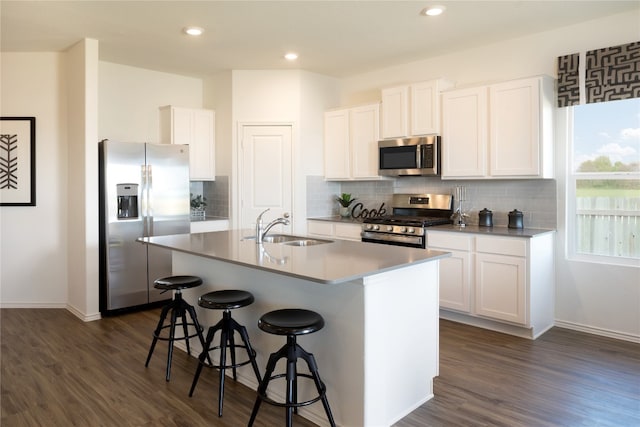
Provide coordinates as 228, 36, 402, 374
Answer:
429, 224, 556, 237
309, 217, 555, 238
138, 230, 450, 285
308, 216, 364, 224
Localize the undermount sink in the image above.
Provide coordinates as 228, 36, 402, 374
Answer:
242, 234, 332, 246
283, 239, 331, 247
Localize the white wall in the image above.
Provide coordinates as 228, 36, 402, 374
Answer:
229, 70, 339, 232
338, 10, 640, 341
339, 10, 640, 105
0, 52, 68, 307
203, 71, 232, 177
300, 72, 340, 176
65, 39, 100, 320
0, 55, 205, 315
98, 62, 203, 142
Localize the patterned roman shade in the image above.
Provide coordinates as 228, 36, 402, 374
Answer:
586, 42, 640, 103
557, 41, 640, 107
557, 53, 580, 107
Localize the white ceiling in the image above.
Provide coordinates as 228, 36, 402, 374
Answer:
1, 1, 638, 79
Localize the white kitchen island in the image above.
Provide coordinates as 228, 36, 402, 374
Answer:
139, 230, 450, 427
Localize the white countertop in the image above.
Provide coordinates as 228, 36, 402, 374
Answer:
138, 229, 450, 284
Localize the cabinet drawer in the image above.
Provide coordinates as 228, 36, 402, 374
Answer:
427, 232, 472, 251
335, 223, 363, 241
476, 236, 527, 257
307, 221, 334, 237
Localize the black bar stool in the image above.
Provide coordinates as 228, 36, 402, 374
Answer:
145, 275, 207, 381
248, 308, 336, 427
189, 290, 262, 417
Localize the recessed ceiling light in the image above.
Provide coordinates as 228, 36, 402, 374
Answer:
284, 52, 298, 61
183, 27, 204, 36
421, 5, 446, 16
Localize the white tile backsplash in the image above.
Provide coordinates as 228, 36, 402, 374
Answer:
306, 176, 557, 228
190, 177, 230, 218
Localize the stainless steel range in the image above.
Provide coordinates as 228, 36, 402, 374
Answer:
361, 193, 453, 248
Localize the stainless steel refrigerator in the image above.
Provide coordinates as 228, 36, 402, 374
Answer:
99, 140, 190, 314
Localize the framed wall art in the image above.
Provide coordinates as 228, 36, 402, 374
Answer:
0, 117, 36, 206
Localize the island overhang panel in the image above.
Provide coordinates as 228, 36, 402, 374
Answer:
139, 230, 448, 427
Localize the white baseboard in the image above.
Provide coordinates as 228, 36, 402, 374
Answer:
554, 320, 640, 344
66, 304, 102, 322
440, 310, 536, 339
440, 310, 640, 343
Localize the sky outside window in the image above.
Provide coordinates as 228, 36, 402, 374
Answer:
573, 98, 640, 172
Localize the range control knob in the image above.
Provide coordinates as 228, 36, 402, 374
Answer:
365, 224, 373, 231
386, 225, 394, 232
407, 227, 415, 234
400, 227, 407, 233
373, 225, 380, 231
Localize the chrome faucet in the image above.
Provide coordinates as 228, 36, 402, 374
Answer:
255, 208, 290, 244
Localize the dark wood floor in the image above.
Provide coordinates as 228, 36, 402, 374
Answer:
1, 308, 638, 426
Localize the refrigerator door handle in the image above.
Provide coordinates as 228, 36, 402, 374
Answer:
141, 164, 150, 236
146, 164, 154, 236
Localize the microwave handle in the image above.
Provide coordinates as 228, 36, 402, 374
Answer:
417, 145, 424, 169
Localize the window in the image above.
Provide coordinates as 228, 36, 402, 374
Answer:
569, 98, 640, 264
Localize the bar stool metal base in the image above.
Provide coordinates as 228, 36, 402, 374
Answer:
248, 309, 336, 427
144, 275, 207, 382
189, 290, 261, 417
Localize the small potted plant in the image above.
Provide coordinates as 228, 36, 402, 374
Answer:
336, 193, 357, 217
190, 193, 207, 219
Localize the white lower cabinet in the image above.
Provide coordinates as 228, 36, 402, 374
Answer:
427, 230, 555, 339
307, 220, 362, 241
475, 251, 526, 324
428, 232, 472, 313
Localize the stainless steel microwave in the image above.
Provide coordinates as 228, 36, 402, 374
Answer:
378, 136, 440, 176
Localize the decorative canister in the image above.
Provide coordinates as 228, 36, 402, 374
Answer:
478, 208, 493, 227
508, 209, 524, 229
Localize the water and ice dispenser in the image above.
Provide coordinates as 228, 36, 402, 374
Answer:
117, 183, 139, 219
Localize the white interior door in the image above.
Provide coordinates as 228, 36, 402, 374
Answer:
240, 125, 293, 233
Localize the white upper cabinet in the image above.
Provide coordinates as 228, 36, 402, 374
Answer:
441, 75, 554, 179
160, 106, 215, 181
489, 76, 555, 178
381, 79, 453, 139
442, 86, 489, 177
324, 108, 351, 180
381, 86, 409, 138
324, 103, 381, 180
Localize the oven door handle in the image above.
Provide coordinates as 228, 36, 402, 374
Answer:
361, 232, 424, 247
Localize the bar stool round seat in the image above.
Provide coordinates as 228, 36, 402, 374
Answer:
198, 289, 255, 310
189, 290, 262, 417
145, 275, 207, 382
154, 275, 203, 291
248, 308, 336, 427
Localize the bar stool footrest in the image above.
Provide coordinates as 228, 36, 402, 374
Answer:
153, 323, 204, 341
199, 345, 257, 370
258, 373, 327, 408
